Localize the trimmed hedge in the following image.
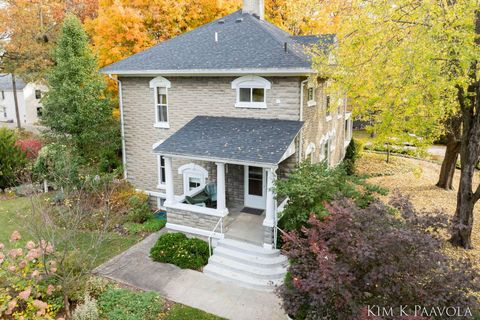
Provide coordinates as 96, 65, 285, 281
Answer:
150, 233, 209, 270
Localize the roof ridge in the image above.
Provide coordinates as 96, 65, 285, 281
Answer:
245, 15, 311, 64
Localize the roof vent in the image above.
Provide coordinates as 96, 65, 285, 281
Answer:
235, 17, 244, 23
218, 19, 225, 24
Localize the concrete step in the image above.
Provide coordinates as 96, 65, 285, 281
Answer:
203, 264, 283, 291
213, 246, 288, 268
208, 255, 287, 280
218, 238, 281, 257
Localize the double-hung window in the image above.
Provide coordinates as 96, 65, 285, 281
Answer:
307, 86, 316, 107
156, 87, 168, 124
149, 76, 171, 128
326, 95, 332, 120
232, 76, 271, 109
35, 90, 42, 100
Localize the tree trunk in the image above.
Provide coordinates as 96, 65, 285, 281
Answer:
450, 161, 475, 249
437, 116, 462, 190
63, 293, 71, 319
11, 73, 22, 129
436, 137, 460, 190
450, 83, 479, 249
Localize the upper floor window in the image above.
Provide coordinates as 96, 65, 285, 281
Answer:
307, 86, 316, 107
326, 95, 332, 120
35, 90, 42, 100
231, 76, 271, 109
149, 76, 171, 128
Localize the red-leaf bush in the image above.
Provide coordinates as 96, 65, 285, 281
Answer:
16, 139, 42, 159
278, 195, 480, 319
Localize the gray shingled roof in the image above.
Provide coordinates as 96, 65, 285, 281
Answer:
101, 10, 335, 74
0, 74, 26, 90
154, 116, 303, 165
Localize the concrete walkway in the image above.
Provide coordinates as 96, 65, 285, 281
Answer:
94, 231, 286, 320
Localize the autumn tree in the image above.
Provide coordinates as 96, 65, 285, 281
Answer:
41, 15, 120, 171
317, 0, 479, 248
86, 0, 240, 68
266, 0, 345, 35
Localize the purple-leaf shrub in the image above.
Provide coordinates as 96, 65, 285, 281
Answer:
278, 197, 479, 320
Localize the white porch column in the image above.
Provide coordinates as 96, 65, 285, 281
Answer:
216, 162, 228, 214
264, 168, 276, 227
164, 156, 175, 205
263, 167, 277, 249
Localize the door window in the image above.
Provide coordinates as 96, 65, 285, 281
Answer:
248, 166, 263, 196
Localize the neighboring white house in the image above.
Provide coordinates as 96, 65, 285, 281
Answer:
0, 74, 47, 125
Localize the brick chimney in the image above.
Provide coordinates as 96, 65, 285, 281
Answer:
242, 0, 264, 20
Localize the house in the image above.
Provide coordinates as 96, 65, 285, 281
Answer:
101, 0, 353, 289
0, 74, 46, 125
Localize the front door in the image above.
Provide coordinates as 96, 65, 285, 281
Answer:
244, 166, 266, 209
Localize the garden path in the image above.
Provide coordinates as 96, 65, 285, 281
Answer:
94, 231, 285, 320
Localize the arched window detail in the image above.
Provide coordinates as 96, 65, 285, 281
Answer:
231, 76, 271, 109
178, 163, 209, 194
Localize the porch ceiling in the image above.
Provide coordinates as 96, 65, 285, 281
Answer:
154, 116, 303, 166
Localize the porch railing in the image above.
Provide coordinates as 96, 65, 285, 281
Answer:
208, 216, 223, 257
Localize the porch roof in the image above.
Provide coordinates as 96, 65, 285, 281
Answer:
154, 116, 303, 166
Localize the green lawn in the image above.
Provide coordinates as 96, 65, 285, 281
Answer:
0, 196, 140, 266
164, 304, 225, 320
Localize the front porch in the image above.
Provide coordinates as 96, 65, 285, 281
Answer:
154, 116, 302, 248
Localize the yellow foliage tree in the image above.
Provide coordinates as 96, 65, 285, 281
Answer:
265, 0, 345, 35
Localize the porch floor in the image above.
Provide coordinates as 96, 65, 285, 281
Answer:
224, 205, 265, 246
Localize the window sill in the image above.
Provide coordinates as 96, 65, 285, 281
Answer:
235, 102, 267, 109
326, 115, 332, 122
154, 122, 170, 129
157, 184, 166, 190
307, 100, 317, 107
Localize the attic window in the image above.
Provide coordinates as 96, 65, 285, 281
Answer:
231, 76, 271, 109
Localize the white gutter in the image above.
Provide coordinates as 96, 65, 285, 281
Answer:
299, 79, 308, 160
108, 74, 128, 180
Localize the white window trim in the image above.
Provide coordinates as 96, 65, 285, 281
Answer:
305, 142, 316, 162
232, 76, 271, 109
150, 76, 171, 129
178, 163, 209, 195
152, 141, 166, 189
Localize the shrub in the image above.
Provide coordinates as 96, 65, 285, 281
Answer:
150, 233, 209, 270
84, 276, 112, 299
126, 194, 152, 223
0, 231, 63, 319
98, 287, 163, 320
16, 138, 42, 159
343, 138, 363, 175
72, 294, 99, 320
278, 197, 480, 320
0, 128, 27, 190
275, 162, 387, 232
124, 218, 166, 234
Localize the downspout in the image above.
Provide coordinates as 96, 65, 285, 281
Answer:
299, 79, 308, 161
108, 74, 128, 180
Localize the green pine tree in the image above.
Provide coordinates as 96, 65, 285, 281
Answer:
41, 15, 119, 172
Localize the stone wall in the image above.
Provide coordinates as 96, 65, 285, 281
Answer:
300, 78, 348, 165
120, 76, 301, 196
166, 206, 220, 231
225, 164, 244, 206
